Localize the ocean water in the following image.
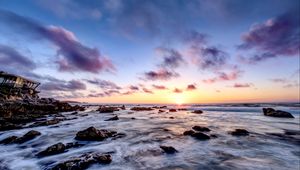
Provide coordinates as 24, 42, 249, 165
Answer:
0, 104, 299, 170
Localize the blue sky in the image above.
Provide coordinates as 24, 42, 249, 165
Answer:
0, 0, 299, 103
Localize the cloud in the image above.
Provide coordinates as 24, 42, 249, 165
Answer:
283, 83, 300, 88
184, 31, 229, 70
143, 88, 154, 94
40, 80, 86, 91
270, 78, 287, 83
129, 85, 139, 91
85, 78, 121, 90
152, 84, 168, 90
0, 10, 115, 73
0, 44, 36, 70
203, 67, 243, 83
173, 88, 182, 93
142, 68, 179, 81
232, 83, 253, 88
156, 47, 185, 69
36, 0, 102, 20
186, 84, 197, 90
238, 11, 300, 63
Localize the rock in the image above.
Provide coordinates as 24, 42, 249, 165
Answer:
65, 142, 84, 149
263, 108, 294, 118
52, 153, 112, 170
192, 126, 210, 132
131, 117, 136, 120
31, 119, 61, 127
130, 107, 154, 111
120, 105, 126, 110
0, 136, 18, 144
158, 109, 165, 113
191, 132, 210, 140
127, 112, 134, 114
75, 127, 116, 141
38, 143, 66, 156
169, 109, 177, 112
183, 130, 195, 136
229, 129, 249, 136
178, 108, 188, 111
105, 115, 119, 121
160, 145, 178, 154
192, 110, 203, 114
98, 106, 119, 113
0, 122, 22, 131
169, 117, 174, 119
15, 130, 41, 143
71, 111, 78, 115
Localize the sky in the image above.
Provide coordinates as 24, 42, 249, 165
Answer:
0, 0, 299, 104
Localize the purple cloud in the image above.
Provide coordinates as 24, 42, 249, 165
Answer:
143, 88, 154, 94
152, 84, 168, 90
203, 67, 243, 83
129, 85, 139, 91
186, 84, 197, 90
142, 69, 179, 81
239, 11, 299, 63
156, 47, 185, 69
232, 83, 253, 88
0, 10, 115, 73
270, 78, 287, 83
0, 44, 36, 70
85, 79, 121, 90
40, 80, 86, 91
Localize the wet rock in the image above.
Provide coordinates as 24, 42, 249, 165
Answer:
192, 126, 210, 132
120, 105, 126, 110
131, 117, 136, 120
112, 133, 126, 139
127, 112, 134, 114
105, 115, 119, 121
0, 136, 18, 144
169, 109, 177, 112
169, 117, 174, 119
51, 153, 112, 170
130, 107, 154, 111
263, 108, 294, 118
178, 108, 188, 111
192, 110, 203, 114
183, 130, 195, 136
38, 143, 66, 156
15, 130, 41, 143
71, 111, 78, 115
229, 129, 249, 136
75, 127, 116, 141
160, 145, 178, 154
191, 132, 211, 140
31, 119, 61, 127
0, 122, 22, 131
98, 106, 119, 113
65, 142, 84, 149
158, 109, 165, 113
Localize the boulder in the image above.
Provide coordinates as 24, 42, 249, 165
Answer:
0, 136, 18, 144
52, 153, 112, 170
158, 110, 165, 113
192, 126, 210, 132
120, 105, 126, 110
15, 130, 41, 143
160, 145, 178, 154
38, 143, 66, 156
191, 132, 210, 140
229, 129, 249, 136
192, 110, 203, 114
98, 106, 119, 113
169, 109, 177, 112
263, 108, 294, 118
65, 142, 84, 149
75, 127, 116, 141
130, 107, 154, 111
183, 130, 195, 136
105, 115, 119, 121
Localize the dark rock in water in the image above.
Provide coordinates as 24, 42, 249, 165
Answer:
160, 145, 178, 154
169, 109, 177, 112
130, 107, 154, 111
15, 130, 41, 143
31, 119, 61, 127
158, 109, 165, 113
192, 110, 203, 114
192, 126, 210, 132
98, 106, 119, 113
0, 136, 18, 144
65, 142, 84, 149
112, 133, 126, 139
183, 130, 195, 136
71, 111, 78, 115
127, 112, 134, 114
229, 129, 249, 136
263, 108, 294, 118
131, 117, 136, 120
105, 115, 119, 121
0, 122, 22, 131
178, 108, 188, 111
169, 117, 174, 119
191, 132, 210, 140
121, 105, 126, 110
51, 153, 112, 170
75, 127, 116, 141
38, 143, 66, 156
